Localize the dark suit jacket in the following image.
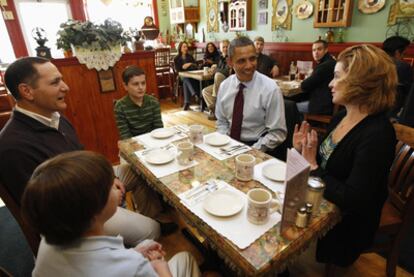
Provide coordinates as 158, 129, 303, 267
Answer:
312, 110, 396, 266
301, 53, 336, 115
173, 54, 197, 72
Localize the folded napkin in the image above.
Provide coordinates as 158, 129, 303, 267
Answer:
134, 126, 188, 148
135, 146, 197, 178
196, 132, 251, 160
254, 159, 286, 199
179, 180, 281, 249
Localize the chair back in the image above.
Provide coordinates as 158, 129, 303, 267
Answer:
155, 48, 171, 70
387, 140, 414, 215
0, 181, 40, 256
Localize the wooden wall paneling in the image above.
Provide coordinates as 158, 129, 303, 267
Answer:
52, 51, 158, 163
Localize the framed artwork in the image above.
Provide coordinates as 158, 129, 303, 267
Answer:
228, 0, 252, 31
258, 0, 268, 9
170, 0, 185, 24
97, 69, 116, 93
358, 0, 385, 14
295, 0, 313, 19
272, 0, 293, 30
207, 0, 219, 32
258, 11, 268, 25
388, 0, 414, 25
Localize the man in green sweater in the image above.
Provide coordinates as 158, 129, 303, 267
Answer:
114, 66, 163, 139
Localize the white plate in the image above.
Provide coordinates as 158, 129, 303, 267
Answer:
150, 128, 176, 139
144, 149, 175, 165
203, 190, 244, 217
262, 163, 286, 182
204, 134, 231, 147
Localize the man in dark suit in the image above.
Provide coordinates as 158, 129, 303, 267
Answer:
297, 39, 336, 115
383, 36, 413, 117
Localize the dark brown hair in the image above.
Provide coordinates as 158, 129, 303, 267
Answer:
4, 56, 49, 100
313, 39, 328, 49
122, 66, 145, 84
21, 151, 114, 245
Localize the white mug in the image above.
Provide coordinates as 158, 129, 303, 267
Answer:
247, 188, 279, 225
235, 154, 255, 181
203, 66, 209, 75
188, 125, 204, 144
176, 141, 194, 165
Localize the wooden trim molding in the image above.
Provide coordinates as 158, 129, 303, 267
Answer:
3, 0, 28, 57
69, 0, 87, 21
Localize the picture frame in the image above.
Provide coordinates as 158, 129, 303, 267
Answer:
272, 0, 293, 30
258, 0, 268, 9
97, 69, 116, 93
258, 11, 268, 25
170, 0, 185, 24
388, 0, 414, 25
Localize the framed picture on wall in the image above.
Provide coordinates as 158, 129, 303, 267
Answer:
258, 11, 268, 25
97, 69, 116, 93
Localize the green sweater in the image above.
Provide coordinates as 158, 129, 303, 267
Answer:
114, 94, 163, 139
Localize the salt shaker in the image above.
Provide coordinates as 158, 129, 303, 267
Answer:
305, 177, 326, 215
295, 207, 308, 228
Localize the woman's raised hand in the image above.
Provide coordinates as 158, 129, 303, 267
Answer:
293, 121, 310, 152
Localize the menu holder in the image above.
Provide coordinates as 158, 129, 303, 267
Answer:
297, 60, 313, 74
280, 148, 310, 238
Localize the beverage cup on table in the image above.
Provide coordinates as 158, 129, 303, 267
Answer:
235, 154, 255, 181
176, 141, 194, 166
247, 188, 279, 225
188, 125, 204, 144
203, 66, 209, 75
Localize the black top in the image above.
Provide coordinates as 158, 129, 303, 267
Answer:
312, 110, 396, 266
256, 53, 277, 77
393, 59, 413, 115
0, 111, 83, 204
173, 54, 197, 72
216, 55, 231, 77
301, 53, 336, 115
400, 83, 414, 127
203, 50, 220, 66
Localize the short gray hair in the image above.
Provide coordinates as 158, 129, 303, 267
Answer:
228, 37, 254, 60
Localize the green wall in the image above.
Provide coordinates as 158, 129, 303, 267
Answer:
157, 0, 413, 43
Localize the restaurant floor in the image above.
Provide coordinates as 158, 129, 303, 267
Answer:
158, 99, 414, 277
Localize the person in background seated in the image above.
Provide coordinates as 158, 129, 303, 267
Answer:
383, 35, 413, 117
254, 36, 279, 78
297, 39, 336, 115
203, 42, 220, 67
22, 151, 201, 277
215, 37, 286, 153
202, 39, 231, 120
174, 41, 200, 111
0, 57, 160, 246
114, 66, 163, 139
294, 44, 396, 267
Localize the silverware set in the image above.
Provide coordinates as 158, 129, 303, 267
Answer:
141, 144, 173, 155
173, 125, 188, 135
185, 180, 218, 204
219, 144, 248, 155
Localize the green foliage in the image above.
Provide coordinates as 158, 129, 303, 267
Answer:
56, 19, 130, 51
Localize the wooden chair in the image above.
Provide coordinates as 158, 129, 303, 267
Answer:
304, 104, 340, 134
155, 48, 173, 98
0, 182, 40, 256
0, 93, 15, 130
370, 124, 414, 277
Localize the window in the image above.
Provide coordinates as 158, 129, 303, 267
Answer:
0, 15, 16, 64
86, 0, 154, 31
15, 0, 72, 58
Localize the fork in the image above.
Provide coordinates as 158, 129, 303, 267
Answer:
141, 144, 173, 155
220, 145, 248, 155
220, 144, 243, 153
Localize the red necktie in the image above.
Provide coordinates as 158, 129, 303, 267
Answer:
230, 83, 245, 141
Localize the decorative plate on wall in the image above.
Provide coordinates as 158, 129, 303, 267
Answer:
295, 0, 313, 19
358, 0, 386, 14
272, 0, 293, 30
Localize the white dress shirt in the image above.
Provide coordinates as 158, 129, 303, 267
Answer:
215, 71, 287, 151
15, 105, 60, 129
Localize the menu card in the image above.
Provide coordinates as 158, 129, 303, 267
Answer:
280, 148, 310, 236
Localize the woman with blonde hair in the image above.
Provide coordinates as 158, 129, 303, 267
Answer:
293, 44, 397, 266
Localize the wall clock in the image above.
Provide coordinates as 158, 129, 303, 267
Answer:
207, 0, 219, 32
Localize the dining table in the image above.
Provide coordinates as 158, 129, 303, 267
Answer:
119, 126, 340, 276
273, 76, 304, 98
178, 69, 214, 110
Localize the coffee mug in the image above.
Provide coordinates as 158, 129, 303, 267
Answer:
176, 141, 194, 165
188, 125, 204, 144
235, 154, 255, 181
247, 188, 279, 225
203, 66, 209, 75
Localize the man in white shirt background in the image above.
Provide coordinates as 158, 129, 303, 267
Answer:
215, 37, 287, 153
